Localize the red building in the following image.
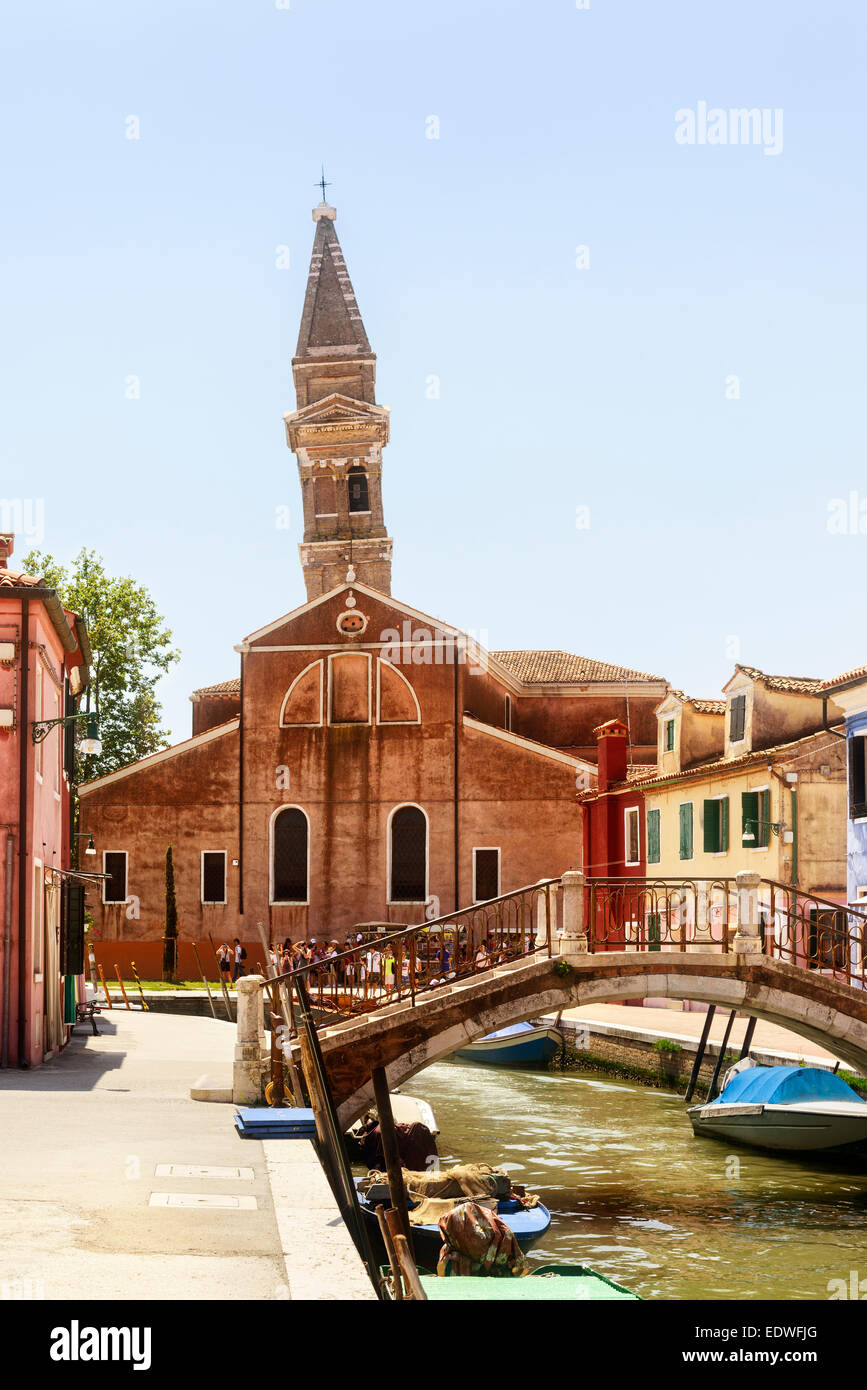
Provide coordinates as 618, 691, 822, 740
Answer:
0, 536, 92, 1067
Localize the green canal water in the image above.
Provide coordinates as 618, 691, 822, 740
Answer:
407, 1059, 867, 1301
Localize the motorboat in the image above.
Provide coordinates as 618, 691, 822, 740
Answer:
455, 1021, 562, 1066
688, 1060, 867, 1156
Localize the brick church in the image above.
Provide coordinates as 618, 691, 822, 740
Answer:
79, 200, 668, 949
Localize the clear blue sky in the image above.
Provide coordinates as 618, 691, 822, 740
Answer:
3, 0, 865, 743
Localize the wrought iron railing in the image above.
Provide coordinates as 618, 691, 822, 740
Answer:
586, 877, 737, 953
762, 881, 867, 988
263, 878, 560, 1024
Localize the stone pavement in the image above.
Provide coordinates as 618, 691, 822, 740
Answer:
0, 1009, 374, 1301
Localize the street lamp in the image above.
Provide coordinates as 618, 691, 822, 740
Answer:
75, 833, 97, 856
743, 819, 785, 843
31, 711, 102, 757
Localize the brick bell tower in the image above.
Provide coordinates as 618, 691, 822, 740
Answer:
284, 200, 393, 600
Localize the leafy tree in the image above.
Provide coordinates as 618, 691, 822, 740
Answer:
162, 845, 179, 983
23, 548, 180, 779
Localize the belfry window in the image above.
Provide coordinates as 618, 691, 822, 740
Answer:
389, 806, 427, 902
272, 808, 308, 903
348, 466, 369, 513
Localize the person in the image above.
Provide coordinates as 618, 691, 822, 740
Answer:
269, 943, 279, 973
474, 942, 489, 971
367, 946, 382, 994
232, 937, 246, 983
217, 941, 232, 986
383, 948, 396, 997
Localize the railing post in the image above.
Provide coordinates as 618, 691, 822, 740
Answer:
559, 869, 587, 957
233, 975, 266, 1105
535, 879, 554, 951
689, 886, 712, 952
733, 871, 763, 957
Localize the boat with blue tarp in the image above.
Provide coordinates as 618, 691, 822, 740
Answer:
688, 1062, 867, 1156
454, 1021, 562, 1066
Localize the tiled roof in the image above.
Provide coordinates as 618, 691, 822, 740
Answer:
191, 678, 241, 700
821, 664, 867, 692
620, 726, 842, 791
0, 566, 42, 589
735, 664, 822, 695
626, 763, 657, 781
666, 689, 725, 714
492, 650, 665, 685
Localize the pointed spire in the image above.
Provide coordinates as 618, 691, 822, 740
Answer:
295, 207, 372, 360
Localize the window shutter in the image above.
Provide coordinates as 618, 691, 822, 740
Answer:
730, 694, 746, 742
850, 736, 867, 819
702, 799, 719, 854
720, 796, 729, 851
647, 809, 660, 864
61, 880, 86, 975
679, 804, 693, 860
741, 791, 759, 847
757, 789, 770, 847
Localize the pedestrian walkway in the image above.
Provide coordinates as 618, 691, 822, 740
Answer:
0, 1010, 373, 1300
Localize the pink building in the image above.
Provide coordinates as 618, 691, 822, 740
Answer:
0, 535, 92, 1068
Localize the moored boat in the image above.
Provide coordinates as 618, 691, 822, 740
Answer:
454, 1021, 562, 1066
688, 1062, 867, 1156
415, 1263, 640, 1301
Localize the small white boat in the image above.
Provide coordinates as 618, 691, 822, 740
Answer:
455, 1021, 562, 1066
688, 1060, 867, 1156
345, 1091, 439, 1156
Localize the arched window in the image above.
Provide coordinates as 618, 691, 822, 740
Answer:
348, 466, 369, 513
389, 805, 427, 902
272, 808, 308, 903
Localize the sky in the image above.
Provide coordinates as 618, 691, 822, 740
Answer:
2, 0, 865, 745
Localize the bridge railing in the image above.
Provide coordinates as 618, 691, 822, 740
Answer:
586, 877, 738, 953
264, 877, 560, 1022
762, 881, 867, 988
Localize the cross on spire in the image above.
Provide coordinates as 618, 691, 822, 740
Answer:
316, 165, 331, 203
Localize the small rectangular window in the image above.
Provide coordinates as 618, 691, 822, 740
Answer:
850, 735, 867, 819
679, 803, 694, 860
741, 789, 770, 848
624, 807, 640, 866
474, 848, 500, 902
646, 808, 660, 864
103, 851, 128, 904
703, 796, 729, 854
202, 851, 227, 905
504, 695, 511, 732
32, 862, 44, 975
664, 719, 675, 752
729, 694, 746, 743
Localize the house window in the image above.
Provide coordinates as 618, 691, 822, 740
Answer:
647, 808, 661, 865
103, 851, 128, 904
741, 789, 770, 848
624, 807, 640, 866
729, 694, 746, 743
61, 879, 86, 976
390, 806, 427, 902
201, 851, 227, 905
32, 861, 44, 976
703, 796, 729, 854
664, 719, 675, 752
35, 665, 43, 779
504, 695, 512, 732
272, 809, 308, 903
348, 466, 369, 513
849, 734, 867, 819
679, 803, 694, 860
473, 848, 500, 902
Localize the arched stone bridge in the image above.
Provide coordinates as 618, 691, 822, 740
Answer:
317, 947, 867, 1128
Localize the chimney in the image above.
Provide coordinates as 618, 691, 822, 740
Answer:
0, 534, 13, 569
593, 719, 629, 792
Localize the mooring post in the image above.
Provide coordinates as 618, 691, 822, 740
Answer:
733, 871, 763, 956
233, 975, 266, 1105
371, 1065, 412, 1243
559, 869, 588, 957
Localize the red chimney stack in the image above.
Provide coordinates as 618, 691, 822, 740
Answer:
593, 719, 629, 792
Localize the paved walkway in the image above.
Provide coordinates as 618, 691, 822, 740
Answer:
0, 1010, 373, 1300
555, 1003, 840, 1065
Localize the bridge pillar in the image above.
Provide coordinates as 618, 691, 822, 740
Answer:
733, 871, 763, 956
233, 975, 266, 1105
560, 870, 588, 957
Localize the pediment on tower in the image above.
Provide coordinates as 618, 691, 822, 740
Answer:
283, 392, 390, 450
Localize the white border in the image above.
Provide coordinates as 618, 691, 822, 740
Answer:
328, 651, 372, 725
472, 846, 501, 902
376, 659, 421, 725
269, 805, 310, 906
102, 849, 128, 905
279, 659, 324, 727
623, 806, 641, 866
201, 850, 227, 905
386, 803, 429, 906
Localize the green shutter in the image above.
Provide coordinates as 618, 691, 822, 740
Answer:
647, 808, 660, 864
703, 799, 719, 854
647, 912, 661, 952
679, 803, 693, 860
741, 790, 759, 847
757, 788, 770, 848
720, 796, 729, 852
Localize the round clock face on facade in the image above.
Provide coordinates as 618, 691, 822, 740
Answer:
336, 609, 368, 635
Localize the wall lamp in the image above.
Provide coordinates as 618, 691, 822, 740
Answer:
31, 712, 102, 757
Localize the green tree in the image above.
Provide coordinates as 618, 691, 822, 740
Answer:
162, 845, 179, 983
23, 548, 180, 778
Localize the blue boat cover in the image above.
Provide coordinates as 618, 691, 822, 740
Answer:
710, 1066, 865, 1107
478, 1023, 536, 1041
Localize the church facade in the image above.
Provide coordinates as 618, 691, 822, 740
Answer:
78, 202, 667, 950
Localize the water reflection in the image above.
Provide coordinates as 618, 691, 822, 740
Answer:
407, 1059, 867, 1300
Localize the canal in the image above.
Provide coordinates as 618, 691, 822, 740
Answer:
408, 1059, 867, 1301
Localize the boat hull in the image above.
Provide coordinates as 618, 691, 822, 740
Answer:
688, 1102, 867, 1156
455, 1026, 562, 1066
413, 1263, 640, 1301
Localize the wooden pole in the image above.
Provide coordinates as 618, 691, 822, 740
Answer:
371, 1065, 411, 1242
707, 1009, 737, 1100
207, 930, 233, 1021
192, 942, 217, 1020
375, 1204, 404, 1300
129, 961, 149, 1011
254, 920, 303, 1105
114, 966, 131, 1010
384, 1209, 426, 1300
96, 963, 113, 1008
684, 1003, 716, 1104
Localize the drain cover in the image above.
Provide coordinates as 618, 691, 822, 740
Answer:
154, 1164, 255, 1181
149, 1193, 257, 1210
